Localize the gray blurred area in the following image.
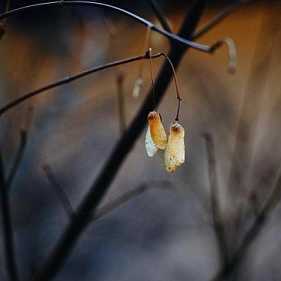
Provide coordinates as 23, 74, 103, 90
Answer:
0, 1, 281, 281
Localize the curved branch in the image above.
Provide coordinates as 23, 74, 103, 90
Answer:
6, 130, 27, 190
0, 52, 162, 117
0, 0, 211, 52
0, 41, 236, 117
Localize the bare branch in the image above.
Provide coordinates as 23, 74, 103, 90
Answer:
93, 181, 172, 221
192, 1, 253, 40
0, 0, 231, 54
211, 165, 281, 281
31, 2, 207, 281
6, 130, 28, 190
147, 0, 172, 32
203, 133, 229, 268
0, 52, 162, 117
43, 165, 75, 219
0, 155, 20, 281
44, 160, 171, 223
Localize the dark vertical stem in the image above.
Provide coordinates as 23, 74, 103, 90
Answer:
0, 156, 20, 281
6, 130, 27, 190
32, 2, 206, 281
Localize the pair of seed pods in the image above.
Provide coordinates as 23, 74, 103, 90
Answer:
145, 111, 185, 173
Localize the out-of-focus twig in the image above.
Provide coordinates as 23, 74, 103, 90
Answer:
44, 162, 172, 223
0, 52, 163, 117
6, 130, 27, 190
193, 0, 253, 40
0, 155, 20, 281
93, 181, 172, 221
147, 0, 172, 32
43, 165, 75, 219
0, 1, 217, 53
203, 133, 229, 268
211, 165, 281, 281
7, 106, 33, 190
116, 72, 126, 135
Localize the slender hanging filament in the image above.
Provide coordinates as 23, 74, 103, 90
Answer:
161, 53, 183, 121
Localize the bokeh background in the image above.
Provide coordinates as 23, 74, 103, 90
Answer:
0, 0, 281, 280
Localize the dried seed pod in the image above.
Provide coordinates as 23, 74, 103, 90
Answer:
165, 122, 185, 172
145, 126, 158, 157
147, 111, 167, 150
132, 77, 143, 98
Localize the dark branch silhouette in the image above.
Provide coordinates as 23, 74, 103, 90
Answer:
0, 156, 20, 281
6, 130, 28, 190
0, 0, 216, 53
0, 53, 162, 116
192, 0, 253, 40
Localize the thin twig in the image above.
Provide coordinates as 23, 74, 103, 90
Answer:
43, 165, 75, 219
192, 0, 253, 40
0, 0, 213, 53
203, 133, 229, 268
44, 161, 171, 223
31, 2, 207, 281
93, 180, 172, 221
0, 52, 162, 117
211, 164, 281, 281
6, 130, 28, 190
116, 72, 126, 135
147, 0, 172, 32
7, 106, 33, 190
0, 155, 20, 281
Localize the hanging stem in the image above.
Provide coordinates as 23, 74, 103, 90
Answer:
160, 53, 182, 121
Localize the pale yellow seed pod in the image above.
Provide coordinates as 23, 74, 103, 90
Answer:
164, 122, 185, 173
147, 111, 167, 150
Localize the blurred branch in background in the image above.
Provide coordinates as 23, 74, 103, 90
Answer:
0, 105, 32, 281
193, 0, 254, 40
44, 162, 172, 223
7, 106, 33, 190
0, 1, 216, 53
0, 156, 20, 281
203, 133, 229, 268
0, 0, 243, 117
211, 164, 281, 281
43, 165, 75, 219
146, 0, 172, 32
0, 52, 163, 117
